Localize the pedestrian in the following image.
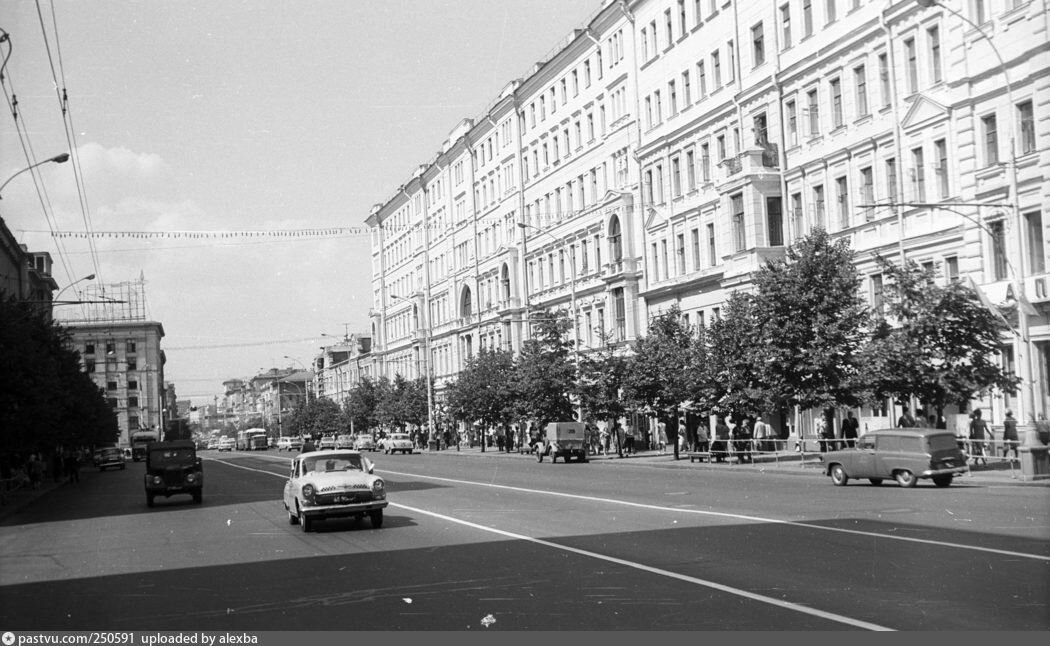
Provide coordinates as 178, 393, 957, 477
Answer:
913, 410, 928, 428
896, 406, 916, 428
657, 420, 668, 454
712, 416, 731, 463
1002, 410, 1019, 461
815, 416, 830, 453
67, 449, 81, 484
677, 418, 687, 452
695, 422, 710, 454
753, 417, 770, 453
841, 411, 859, 449
1036, 413, 1050, 446
968, 408, 990, 466
301, 436, 316, 453
599, 425, 610, 456
623, 421, 635, 455
732, 417, 753, 463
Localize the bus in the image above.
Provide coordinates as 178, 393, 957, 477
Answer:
236, 428, 269, 451
130, 429, 161, 461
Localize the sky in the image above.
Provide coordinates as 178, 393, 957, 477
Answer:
1, 0, 601, 404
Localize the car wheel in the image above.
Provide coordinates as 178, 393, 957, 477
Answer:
300, 509, 313, 533
895, 470, 918, 488
830, 464, 849, 486
932, 474, 953, 487
146, 493, 155, 508
869, 478, 883, 486
288, 509, 299, 525
536, 449, 543, 463
370, 509, 384, 529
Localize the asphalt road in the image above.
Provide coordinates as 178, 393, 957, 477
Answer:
0, 449, 1046, 631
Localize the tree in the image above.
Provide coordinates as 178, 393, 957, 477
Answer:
859, 256, 1021, 413
622, 305, 695, 459
285, 397, 348, 438
700, 292, 766, 419
577, 327, 630, 437
751, 228, 869, 419
445, 348, 516, 451
344, 376, 379, 433
511, 311, 576, 431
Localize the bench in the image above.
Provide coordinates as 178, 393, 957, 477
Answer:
688, 451, 713, 463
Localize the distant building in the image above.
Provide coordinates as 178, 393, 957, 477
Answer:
0, 216, 58, 309
314, 333, 373, 404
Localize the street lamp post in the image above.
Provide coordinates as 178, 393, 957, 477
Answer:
54, 273, 95, 302
915, 0, 1037, 424
390, 293, 436, 448
517, 222, 582, 422
0, 153, 70, 198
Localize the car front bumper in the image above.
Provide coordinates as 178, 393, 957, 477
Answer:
921, 466, 969, 478
300, 500, 388, 520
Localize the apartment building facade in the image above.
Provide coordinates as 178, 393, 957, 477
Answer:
367, 0, 1049, 427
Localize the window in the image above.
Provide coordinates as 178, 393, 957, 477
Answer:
584, 60, 592, 87
697, 61, 707, 96
860, 166, 874, 220
982, 114, 999, 165
871, 273, 884, 314
904, 37, 917, 94
691, 228, 701, 268
836, 176, 850, 228
767, 197, 783, 246
911, 146, 926, 201
671, 156, 682, 197
85, 360, 95, 373
732, 193, 746, 251
682, 70, 692, 106
786, 99, 798, 145
126, 358, 137, 371
973, 0, 986, 25
105, 342, 115, 355
1026, 211, 1046, 274
686, 149, 696, 191
707, 223, 717, 266
928, 26, 942, 84
572, 70, 579, 96
712, 51, 721, 87
878, 53, 891, 108
645, 96, 653, 129
126, 340, 136, 354
613, 288, 626, 341
128, 396, 139, 409
701, 143, 711, 181
84, 343, 95, 355
945, 255, 959, 282
830, 78, 843, 128
813, 184, 826, 228
780, 4, 792, 49
803, 0, 814, 37
753, 112, 768, 145
791, 192, 804, 238
651, 243, 660, 281
676, 233, 686, 274
886, 157, 898, 202
934, 138, 949, 198
726, 40, 735, 83
854, 65, 868, 117
650, 19, 658, 57
1018, 101, 1035, 154
665, 9, 674, 43
679, 0, 687, 35
752, 22, 765, 67
716, 134, 726, 161
807, 89, 820, 136
990, 220, 1007, 280
127, 379, 137, 390
107, 380, 118, 391
826, 0, 837, 23
668, 80, 677, 115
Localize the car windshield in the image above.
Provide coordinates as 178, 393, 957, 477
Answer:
150, 447, 194, 464
302, 454, 364, 474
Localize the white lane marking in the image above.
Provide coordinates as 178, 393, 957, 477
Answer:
212, 457, 1050, 562
211, 457, 892, 630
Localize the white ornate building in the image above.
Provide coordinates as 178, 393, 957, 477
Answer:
366, 0, 1048, 433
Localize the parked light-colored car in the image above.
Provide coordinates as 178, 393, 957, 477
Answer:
821, 428, 968, 488
352, 434, 376, 451
380, 433, 414, 455
282, 450, 387, 532
277, 436, 304, 452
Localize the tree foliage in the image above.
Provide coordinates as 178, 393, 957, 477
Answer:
0, 294, 119, 453
859, 256, 1021, 410
700, 292, 766, 417
577, 328, 630, 427
511, 310, 576, 427
445, 348, 516, 431
285, 396, 349, 438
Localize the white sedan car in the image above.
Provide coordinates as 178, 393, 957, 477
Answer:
282, 450, 388, 532
380, 433, 414, 455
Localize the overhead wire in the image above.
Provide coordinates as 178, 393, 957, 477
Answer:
35, 0, 104, 284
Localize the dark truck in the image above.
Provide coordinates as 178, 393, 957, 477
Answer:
144, 440, 203, 506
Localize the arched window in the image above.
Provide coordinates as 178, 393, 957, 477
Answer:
500, 264, 511, 302
460, 287, 473, 320
609, 216, 623, 261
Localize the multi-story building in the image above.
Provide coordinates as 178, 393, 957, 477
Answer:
66, 320, 166, 447
367, 0, 1048, 432
314, 334, 373, 405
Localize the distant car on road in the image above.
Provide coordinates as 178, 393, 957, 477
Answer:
352, 434, 376, 451
821, 428, 968, 488
282, 449, 387, 531
97, 447, 126, 471
217, 437, 235, 452
335, 434, 355, 449
379, 433, 413, 455
319, 435, 337, 450
277, 436, 303, 452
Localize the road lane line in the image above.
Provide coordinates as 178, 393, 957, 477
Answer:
390, 501, 894, 631
210, 457, 1049, 562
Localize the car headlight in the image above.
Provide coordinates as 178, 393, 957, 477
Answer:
152, 475, 163, 485
372, 479, 385, 493
301, 483, 315, 502
186, 473, 198, 483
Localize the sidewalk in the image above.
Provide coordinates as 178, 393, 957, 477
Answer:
420, 443, 1050, 485
0, 473, 70, 523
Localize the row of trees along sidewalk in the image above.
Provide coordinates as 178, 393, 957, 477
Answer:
1, 294, 120, 454
311, 229, 1017, 460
